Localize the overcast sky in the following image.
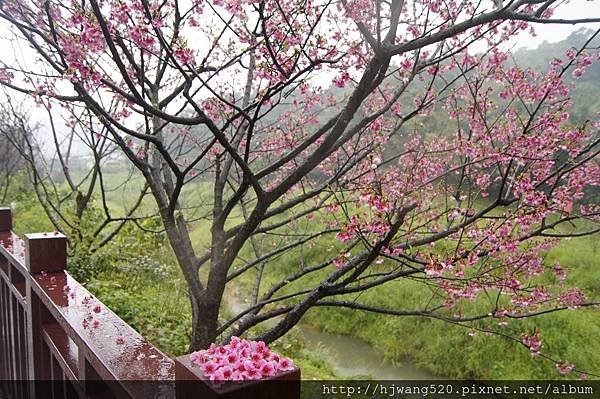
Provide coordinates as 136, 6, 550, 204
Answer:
513, 1, 600, 49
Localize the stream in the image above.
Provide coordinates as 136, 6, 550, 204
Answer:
297, 325, 441, 380
227, 295, 441, 380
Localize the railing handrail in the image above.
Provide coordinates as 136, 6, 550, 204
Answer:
0, 208, 175, 398
0, 207, 300, 399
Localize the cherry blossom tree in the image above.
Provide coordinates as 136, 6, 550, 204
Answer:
1, 0, 599, 374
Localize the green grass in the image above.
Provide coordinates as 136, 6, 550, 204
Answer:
295, 231, 600, 379
226, 211, 600, 380
546, 234, 600, 296
87, 265, 192, 356
6, 174, 599, 380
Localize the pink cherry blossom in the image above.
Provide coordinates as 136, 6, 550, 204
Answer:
277, 358, 295, 371
521, 330, 542, 356
189, 337, 294, 382
260, 362, 276, 377
556, 362, 575, 375
559, 288, 586, 309
202, 361, 218, 376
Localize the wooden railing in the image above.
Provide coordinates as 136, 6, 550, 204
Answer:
0, 208, 300, 399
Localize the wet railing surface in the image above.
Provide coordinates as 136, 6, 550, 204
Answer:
0, 208, 300, 399
0, 208, 176, 398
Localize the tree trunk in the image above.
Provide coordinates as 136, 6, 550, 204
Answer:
189, 294, 220, 351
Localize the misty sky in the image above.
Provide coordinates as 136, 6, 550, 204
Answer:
1, 0, 599, 156
513, 1, 599, 48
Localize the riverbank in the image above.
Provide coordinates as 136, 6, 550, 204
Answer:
299, 232, 600, 380
10, 196, 600, 380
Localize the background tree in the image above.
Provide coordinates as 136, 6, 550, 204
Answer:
0, 0, 599, 375
0, 99, 152, 279
0, 102, 30, 203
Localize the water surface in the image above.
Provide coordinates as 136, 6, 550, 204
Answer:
298, 325, 442, 380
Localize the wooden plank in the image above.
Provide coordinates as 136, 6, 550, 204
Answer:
41, 324, 80, 382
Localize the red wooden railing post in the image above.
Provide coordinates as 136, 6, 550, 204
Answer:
0, 208, 11, 245
24, 230, 67, 385
25, 232, 67, 274
0, 207, 12, 231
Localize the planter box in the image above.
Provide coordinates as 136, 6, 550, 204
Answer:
175, 355, 300, 399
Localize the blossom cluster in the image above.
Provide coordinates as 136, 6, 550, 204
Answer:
521, 330, 542, 356
190, 337, 294, 382
556, 361, 575, 375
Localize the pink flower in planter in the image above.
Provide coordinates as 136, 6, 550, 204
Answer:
190, 337, 294, 382
277, 358, 295, 371
239, 347, 250, 358
230, 371, 244, 381
202, 361, 219, 376
226, 352, 239, 364
220, 366, 234, 380
253, 341, 268, 354
243, 360, 256, 373
206, 343, 217, 356
253, 358, 267, 370
260, 362, 276, 377
234, 361, 245, 372
190, 350, 208, 365
244, 366, 261, 380
267, 353, 280, 362
209, 369, 225, 382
